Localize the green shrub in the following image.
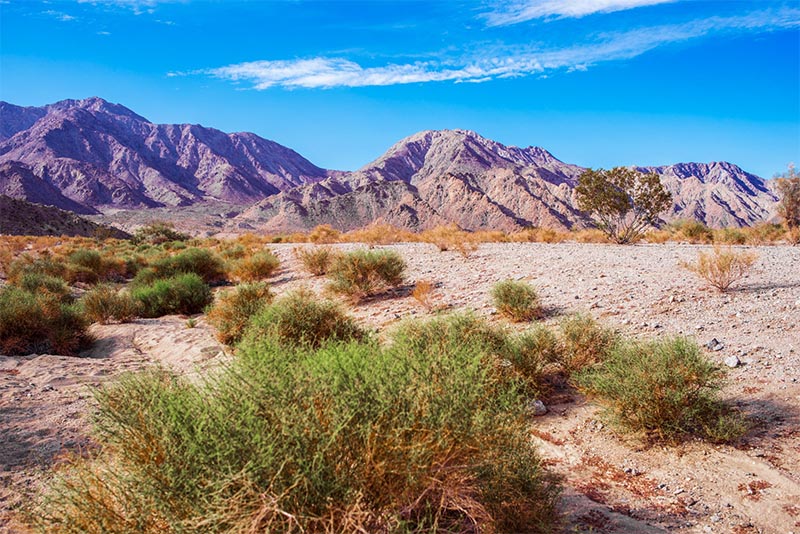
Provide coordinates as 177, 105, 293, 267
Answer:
16, 272, 72, 302
557, 314, 617, 376
229, 251, 280, 282
32, 316, 560, 533
130, 273, 212, 318
143, 248, 226, 284
244, 288, 365, 348
82, 285, 140, 324
491, 279, 542, 322
206, 282, 273, 345
0, 287, 90, 356
7, 255, 67, 284
294, 245, 339, 276
670, 219, 713, 243
132, 222, 190, 245
576, 336, 746, 443
512, 325, 562, 393
327, 248, 406, 300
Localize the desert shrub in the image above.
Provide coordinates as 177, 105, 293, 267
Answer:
206, 282, 273, 345
509, 227, 567, 244
132, 222, 189, 245
491, 279, 542, 322
32, 314, 560, 533
411, 279, 436, 310
714, 227, 747, 245
557, 314, 617, 376
421, 224, 478, 257
137, 248, 226, 285
343, 223, 416, 245
327, 248, 406, 300
776, 164, 800, 232
743, 223, 785, 245
294, 245, 339, 276
511, 325, 562, 394
681, 246, 757, 292
576, 336, 746, 443
571, 229, 611, 243
82, 285, 140, 324
7, 254, 67, 284
16, 272, 72, 302
228, 251, 280, 282
0, 286, 90, 356
244, 288, 365, 348
669, 219, 714, 243
307, 224, 341, 244
130, 273, 212, 318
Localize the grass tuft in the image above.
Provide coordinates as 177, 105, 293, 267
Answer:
491, 279, 542, 322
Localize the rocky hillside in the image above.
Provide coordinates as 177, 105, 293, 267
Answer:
0, 98, 780, 232
0, 196, 129, 238
0, 97, 329, 210
238, 129, 778, 232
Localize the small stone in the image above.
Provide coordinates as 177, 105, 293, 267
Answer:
528, 400, 547, 416
674, 488, 685, 495
724, 355, 740, 368
710, 515, 721, 523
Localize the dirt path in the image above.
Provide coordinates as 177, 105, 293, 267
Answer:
1, 242, 798, 533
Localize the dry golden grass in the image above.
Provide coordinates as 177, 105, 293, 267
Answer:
308, 224, 342, 244
411, 279, 436, 311
420, 225, 479, 257
682, 246, 758, 292
342, 223, 417, 246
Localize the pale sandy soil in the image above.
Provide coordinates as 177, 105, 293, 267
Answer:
1, 242, 798, 533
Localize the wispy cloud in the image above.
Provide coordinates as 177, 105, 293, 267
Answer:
77, 0, 184, 14
483, 0, 677, 26
183, 8, 800, 90
44, 9, 78, 22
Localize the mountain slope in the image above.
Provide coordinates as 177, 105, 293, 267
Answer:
0, 195, 129, 238
0, 97, 329, 211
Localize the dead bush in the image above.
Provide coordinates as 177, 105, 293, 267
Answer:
682, 246, 757, 292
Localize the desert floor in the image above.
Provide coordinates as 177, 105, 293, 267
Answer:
1, 242, 798, 533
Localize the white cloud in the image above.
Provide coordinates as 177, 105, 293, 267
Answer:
483, 0, 677, 26
43, 9, 77, 21
189, 8, 800, 90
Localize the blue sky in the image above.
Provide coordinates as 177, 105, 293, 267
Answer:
1, 0, 798, 178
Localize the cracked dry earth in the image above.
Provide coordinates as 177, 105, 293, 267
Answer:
2, 242, 798, 533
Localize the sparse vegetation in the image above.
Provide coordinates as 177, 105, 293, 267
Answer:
130, 273, 213, 318
294, 245, 339, 276
81, 285, 140, 324
411, 279, 437, 310
421, 224, 479, 257
576, 336, 747, 443
136, 247, 226, 285
307, 223, 342, 244
327, 248, 406, 300
575, 167, 672, 244
491, 279, 542, 322
244, 287, 366, 348
682, 246, 758, 291
206, 281, 273, 345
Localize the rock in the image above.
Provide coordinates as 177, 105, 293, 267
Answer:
706, 338, 725, 351
674, 488, 685, 495
724, 355, 740, 368
528, 400, 548, 416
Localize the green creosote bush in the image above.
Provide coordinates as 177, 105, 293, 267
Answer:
576, 336, 747, 443
16, 272, 72, 302
293, 245, 339, 276
491, 279, 542, 322
326, 248, 406, 301
130, 273, 212, 318
31, 314, 560, 533
557, 314, 617, 376
7, 255, 67, 284
243, 287, 365, 349
206, 282, 273, 346
132, 248, 226, 286
131, 221, 190, 245
82, 285, 140, 325
0, 286, 90, 356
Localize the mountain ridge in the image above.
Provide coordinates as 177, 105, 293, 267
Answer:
0, 97, 780, 232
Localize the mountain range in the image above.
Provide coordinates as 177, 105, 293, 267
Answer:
0, 97, 780, 233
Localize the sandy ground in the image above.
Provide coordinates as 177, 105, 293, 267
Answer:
1, 242, 798, 533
